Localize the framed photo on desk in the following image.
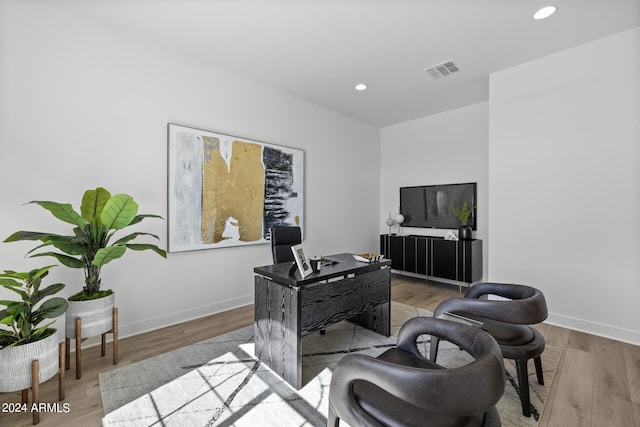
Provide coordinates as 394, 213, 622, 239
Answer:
291, 244, 313, 277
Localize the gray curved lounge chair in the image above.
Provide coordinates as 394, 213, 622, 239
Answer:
432, 282, 548, 417
328, 316, 506, 427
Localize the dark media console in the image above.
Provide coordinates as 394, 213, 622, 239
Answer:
380, 234, 482, 288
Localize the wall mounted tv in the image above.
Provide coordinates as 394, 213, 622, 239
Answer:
400, 182, 477, 230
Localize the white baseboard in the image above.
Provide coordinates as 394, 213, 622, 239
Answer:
69, 294, 254, 351
391, 270, 471, 289
119, 294, 254, 339
546, 312, 640, 346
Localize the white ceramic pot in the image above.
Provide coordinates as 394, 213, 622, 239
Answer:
65, 293, 115, 339
0, 330, 59, 392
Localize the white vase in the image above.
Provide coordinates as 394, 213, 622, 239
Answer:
65, 293, 115, 339
0, 330, 59, 392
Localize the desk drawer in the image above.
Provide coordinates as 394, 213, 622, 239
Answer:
299, 268, 390, 335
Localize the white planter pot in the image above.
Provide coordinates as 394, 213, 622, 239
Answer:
65, 293, 115, 339
0, 330, 59, 392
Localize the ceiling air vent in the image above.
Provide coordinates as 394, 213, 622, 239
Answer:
424, 60, 460, 79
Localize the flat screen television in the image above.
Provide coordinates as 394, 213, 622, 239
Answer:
400, 182, 477, 230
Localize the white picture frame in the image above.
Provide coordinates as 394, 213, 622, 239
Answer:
291, 244, 313, 278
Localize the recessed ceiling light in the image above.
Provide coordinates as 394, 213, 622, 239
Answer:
533, 6, 557, 20
355, 83, 367, 91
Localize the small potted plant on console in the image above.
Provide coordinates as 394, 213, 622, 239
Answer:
449, 201, 474, 240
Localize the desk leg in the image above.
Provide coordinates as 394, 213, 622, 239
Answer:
254, 276, 302, 389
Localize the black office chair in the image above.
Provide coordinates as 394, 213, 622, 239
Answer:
328, 316, 505, 427
432, 282, 548, 417
270, 226, 301, 263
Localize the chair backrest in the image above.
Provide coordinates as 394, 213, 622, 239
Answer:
394, 317, 506, 415
434, 282, 548, 325
270, 226, 301, 263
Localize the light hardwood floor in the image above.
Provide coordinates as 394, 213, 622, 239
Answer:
2, 275, 639, 426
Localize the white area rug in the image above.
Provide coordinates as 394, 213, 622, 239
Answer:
100, 302, 561, 426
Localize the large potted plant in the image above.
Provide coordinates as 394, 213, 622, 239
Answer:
449, 201, 474, 240
4, 187, 166, 360
0, 265, 67, 393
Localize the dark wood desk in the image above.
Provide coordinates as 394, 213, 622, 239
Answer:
254, 253, 391, 388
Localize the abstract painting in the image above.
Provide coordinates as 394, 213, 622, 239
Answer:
168, 124, 304, 252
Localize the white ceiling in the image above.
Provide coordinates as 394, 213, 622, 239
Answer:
48, 0, 640, 127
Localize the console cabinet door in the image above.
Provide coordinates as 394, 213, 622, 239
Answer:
461, 240, 483, 283
389, 235, 404, 270
404, 236, 417, 273
431, 239, 458, 281
416, 237, 428, 275
380, 235, 389, 259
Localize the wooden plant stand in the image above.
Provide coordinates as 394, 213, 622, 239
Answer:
65, 307, 118, 379
21, 342, 66, 425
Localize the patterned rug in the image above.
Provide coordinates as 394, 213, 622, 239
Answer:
99, 302, 561, 426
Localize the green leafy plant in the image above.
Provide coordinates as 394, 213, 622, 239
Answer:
4, 187, 167, 299
449, 201, 473, 226
0, 265, 68, 348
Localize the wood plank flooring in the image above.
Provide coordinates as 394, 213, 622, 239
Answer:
1, 274, 639, 426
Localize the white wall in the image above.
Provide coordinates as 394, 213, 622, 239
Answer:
0, 1, 380, 338
489, 27, 640, 344
380, 102, 490, 278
